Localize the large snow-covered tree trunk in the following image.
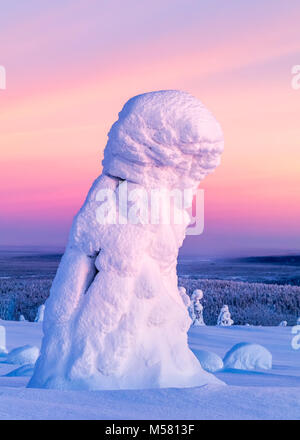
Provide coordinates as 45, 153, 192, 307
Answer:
29, 90, 224, 390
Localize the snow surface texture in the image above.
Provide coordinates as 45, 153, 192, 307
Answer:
192, 349, 223, 372
34, 305, 45, 323
0, 325, 7, 354
223, 343, 272, 371
3, 345, 39, 366
190, 289, 205, 326
29, 90, 224, 391
0, 322, 299, 420
102, 90, 224, 189
178, 286, 191, 308
5, 364, 35, 377
217, 305, 234, 326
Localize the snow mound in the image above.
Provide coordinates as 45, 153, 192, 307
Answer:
192, 349, 223, 372
5, 364, 35, 377
0, 325, 7, 354
223, 342, 272, 370
4, 345, 39, 366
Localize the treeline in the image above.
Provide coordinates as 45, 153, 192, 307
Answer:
0, 277, 300, 325
179, 278, 300, 325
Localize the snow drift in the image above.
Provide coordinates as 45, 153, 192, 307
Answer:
5, 364, 35, 377
223, 342, 272, 371
29, 90, 224, 390
192, 349, 223, 372
4, 345, 39, 366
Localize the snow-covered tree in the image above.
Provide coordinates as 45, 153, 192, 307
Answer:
279, 320, 287, 327
190, 289, 205, 326
29, 90, 224, 390
217, 305, 234, 326
19, 315, 26, 322
0, 325, 7, 354
34, 304, 45, 323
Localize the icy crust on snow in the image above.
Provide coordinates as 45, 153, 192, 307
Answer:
29, 91, 224, 391
223, 343, 272, 371
103, 90, 224, 188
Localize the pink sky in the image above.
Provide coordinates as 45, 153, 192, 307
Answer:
0, 0, 300, 255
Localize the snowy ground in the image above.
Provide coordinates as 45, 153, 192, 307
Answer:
0, 321, 299, 420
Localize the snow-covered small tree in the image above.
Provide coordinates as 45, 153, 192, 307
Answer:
19, 315, 26, 322
217, 305, 234, 326
0, 325, 7, 354
279, 320, 287, 327
34, 304, 45, 323
190, 289, 205, 326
